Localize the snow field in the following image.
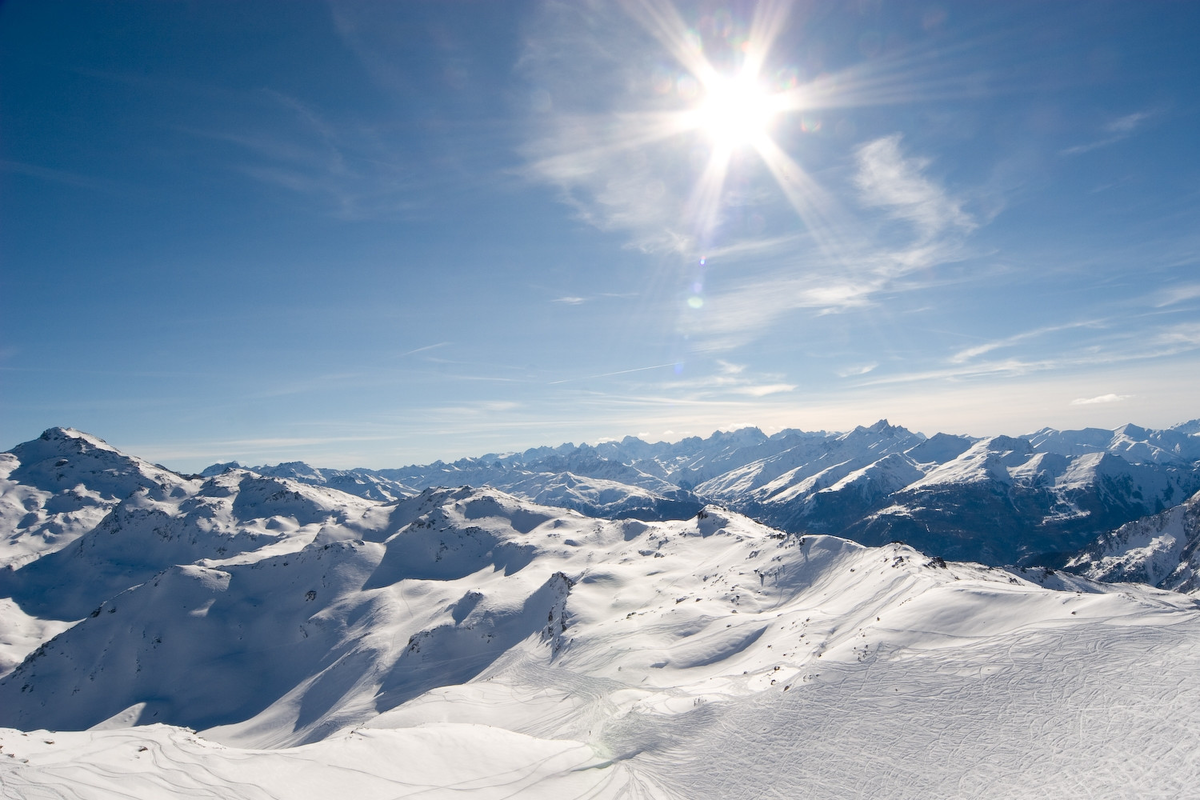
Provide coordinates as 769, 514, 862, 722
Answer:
3, 427, 1200, 797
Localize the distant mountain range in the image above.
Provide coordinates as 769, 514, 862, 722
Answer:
194, 418, 1200, 568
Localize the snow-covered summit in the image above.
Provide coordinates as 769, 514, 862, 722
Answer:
1, 428, 190, 571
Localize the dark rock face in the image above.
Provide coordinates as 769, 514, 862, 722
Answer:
1065, 490, 1200, 593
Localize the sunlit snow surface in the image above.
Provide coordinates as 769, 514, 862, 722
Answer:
3, 430, 1200, 797
4, 502, 1200, 796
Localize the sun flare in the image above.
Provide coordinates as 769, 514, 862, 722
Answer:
696, 74, 780, 149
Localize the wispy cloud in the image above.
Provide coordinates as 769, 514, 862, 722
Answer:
1154, 283, 1200, 308
1062, 108, 1159, 156
855, 134, 974, 239
393, 342, 451, 359
548, 363, 679, 385
427, 400, 523, 417
1071, 393, 1130, 405
520, 112, 700, 253
181, 91, 417, 220
0, 159, 112, 190
858, 320, 1200, 388
1151, 321, 1200, 348
950, 320, 1105, 364
550, 291, 639, 305
731, 383, 794, 397
689, 136, 976, 350
1105, 111, 1153, 134
640, 362, 796, 401
837, 362, 879, 378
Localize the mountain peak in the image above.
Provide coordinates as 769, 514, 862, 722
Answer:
709, 426, 767, 443
1114, 423, 1149, 440
849, 419, 905, 438
199, 461, 243, 478
7, 428, 125, 463
34, 427, 117, 452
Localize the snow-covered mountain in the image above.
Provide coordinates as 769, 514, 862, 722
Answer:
212, 419, 1200, 567
1028, 421, 1200, 464
0, 428, 187, 570
833, 433, 1200, 565
2, 429, 1200, 796
200, 460, 419, 502
1065, 488, 1200, 593
226, 450, 703, 521
0, 467, 385, 623
3, 426, 1200, 796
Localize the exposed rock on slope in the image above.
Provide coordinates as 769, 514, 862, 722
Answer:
1066, 489, 1200, 593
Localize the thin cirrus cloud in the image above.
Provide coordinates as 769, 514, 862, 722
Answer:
180, 90, 417, 220
1061, 108, 1159, 156
1154, 283, 1200, 308
521, 112, 699, 254
837, 363, 879, 378
950, 320, 1106, 365
730, 383, 795, 397
690, 135, 976, 351
551, 292, 639, 305
0, 158, 111, 190
854, 320, 1200, 389
645, 361, 795, 400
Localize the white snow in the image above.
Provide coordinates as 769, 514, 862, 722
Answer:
3, 427, 1200, 796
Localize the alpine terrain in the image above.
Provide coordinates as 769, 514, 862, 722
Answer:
2, 424, 1199, 798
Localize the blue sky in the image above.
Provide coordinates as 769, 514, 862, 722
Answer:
2, 0, 1198, 470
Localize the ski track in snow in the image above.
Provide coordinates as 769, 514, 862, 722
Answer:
4, 613, 1199, 798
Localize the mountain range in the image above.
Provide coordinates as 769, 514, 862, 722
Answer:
198, 418, 1200, 567
2, 423, 1200, 797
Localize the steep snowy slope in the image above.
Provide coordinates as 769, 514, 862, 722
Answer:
1066, 489, 1200, 593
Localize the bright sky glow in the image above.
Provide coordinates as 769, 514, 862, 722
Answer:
1, 0, 1198, 470
696, 75, 781, 148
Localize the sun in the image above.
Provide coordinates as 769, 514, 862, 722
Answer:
696, 73, 781, 149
